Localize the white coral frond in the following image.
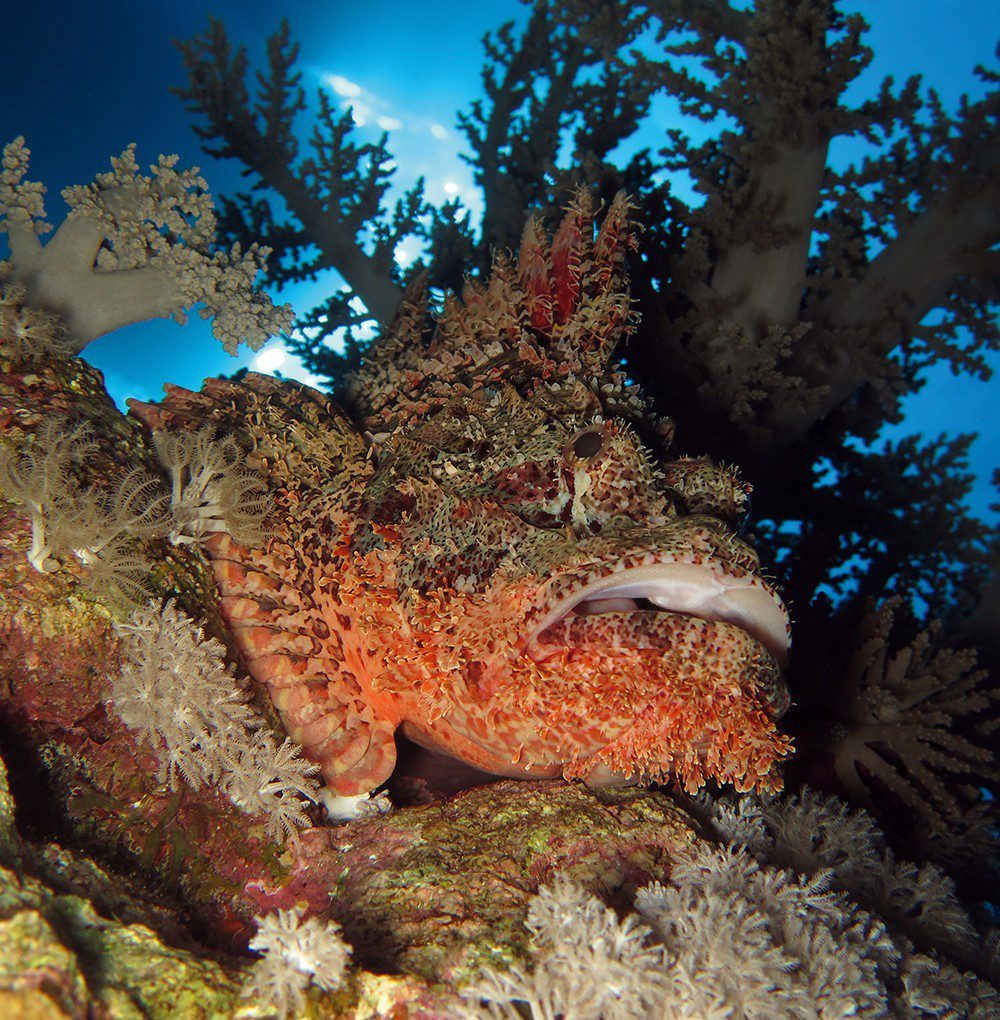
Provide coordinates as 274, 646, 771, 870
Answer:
758, 788, 884, 882
243, 908, 351, 1019
0, 283, 74, 361
152, 427, 271, 547
222, 733, 319, 840
111, 601, 319, 836
0, 420, 168, 604
0, 137, 49, 233
0, 421, 99, 571
635, 843, 893, 1018
80, 542, 159, 613
466, 792, 998, 1020
60, 145, 293, 351
829, 600, 998, 824
900, 954, 1000, 1020
1, 138, 292, 352
468, 875, 668, 1020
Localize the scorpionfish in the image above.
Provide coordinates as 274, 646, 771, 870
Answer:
130, 194, 792, 815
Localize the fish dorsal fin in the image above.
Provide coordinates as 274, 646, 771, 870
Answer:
345, 192, 639, 432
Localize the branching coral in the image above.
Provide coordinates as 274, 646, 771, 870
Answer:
0, 420, 168, 606
174, 16, 432, 366
0, 136, 47, 229
0, 137, 292, 353
696, 787, 987, 972
219, 731, 321, 835
467, 873, 668, 1020
243, 908, 351, 1019
111, 600, 319, 839
823, 600, 998, 825
636, 847, 895, 1018
151, 427, 271, 547
467, 790, 999, 1019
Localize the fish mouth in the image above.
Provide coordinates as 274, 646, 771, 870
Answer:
526, 559, 790, 666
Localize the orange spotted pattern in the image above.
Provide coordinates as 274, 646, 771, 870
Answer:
129, 195, 792, 799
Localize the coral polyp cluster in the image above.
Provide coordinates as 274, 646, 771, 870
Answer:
111, 600, 320, 838
0, 138, 292, 353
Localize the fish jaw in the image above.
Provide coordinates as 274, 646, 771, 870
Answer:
373, 608, 793, 794
509, 553, 793, 791
526, 556, 791, 669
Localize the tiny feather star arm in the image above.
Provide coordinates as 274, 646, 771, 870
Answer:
0, 137, 292, 353
129, 196, 793, 806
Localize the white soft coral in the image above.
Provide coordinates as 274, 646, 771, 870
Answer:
0, 419, 168, 606
0, 137, 292, 353
111, 600, 320, 838
243, 908, 351, 1019
469, 873, 668, 1020
151, 426, 271, 547
465, 793, 999, 1019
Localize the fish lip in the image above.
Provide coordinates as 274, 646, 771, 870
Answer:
524, 555, 791, 666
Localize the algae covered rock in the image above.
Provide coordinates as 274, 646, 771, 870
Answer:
0, 752, 244, 1017
294, 780, 698, 984
0, 697, 703, 1017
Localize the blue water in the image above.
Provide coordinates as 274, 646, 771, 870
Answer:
3, 0, 996, 522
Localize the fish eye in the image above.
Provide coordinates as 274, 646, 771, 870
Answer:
567, 427, 604, 461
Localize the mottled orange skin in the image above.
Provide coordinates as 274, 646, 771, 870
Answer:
131, 195, 792, 801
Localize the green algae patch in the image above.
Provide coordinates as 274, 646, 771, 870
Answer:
321, 779, 698, 986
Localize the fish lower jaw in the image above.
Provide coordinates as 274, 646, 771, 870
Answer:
527, 559, 791, 666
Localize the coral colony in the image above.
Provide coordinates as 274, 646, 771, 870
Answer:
0, 2, 998, 1016
1, 132, 997, 1018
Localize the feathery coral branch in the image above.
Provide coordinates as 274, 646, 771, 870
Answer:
111, 601, 321, 839
0, 137, 292, 352
244, 908, 351, 1018
0, 420, 169, 608
151, 427, 271, 547
824, 600, 998, 824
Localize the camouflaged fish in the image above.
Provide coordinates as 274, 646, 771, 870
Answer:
130, 194, 793, 816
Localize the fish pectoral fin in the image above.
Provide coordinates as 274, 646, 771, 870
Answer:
318, 787, 393, 822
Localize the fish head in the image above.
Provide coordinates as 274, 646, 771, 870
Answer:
340, 379, 791, 794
